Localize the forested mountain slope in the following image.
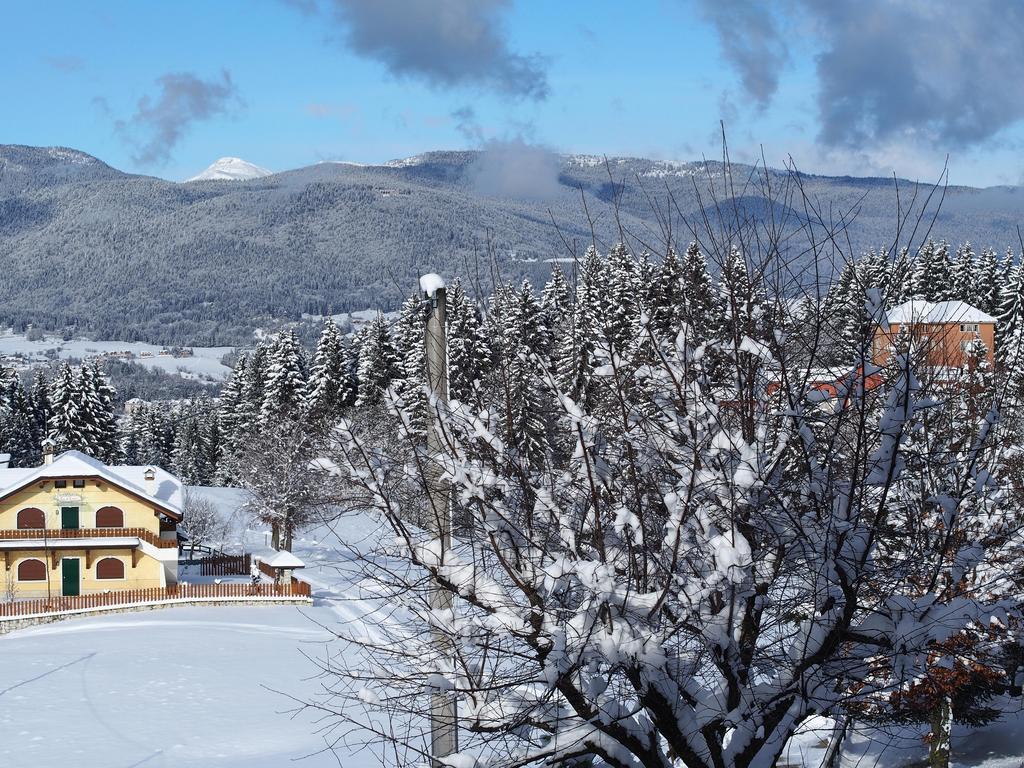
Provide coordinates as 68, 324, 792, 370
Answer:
2, 144, 1023, 345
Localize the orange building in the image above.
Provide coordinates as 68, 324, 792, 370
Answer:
871, 300, 996, 368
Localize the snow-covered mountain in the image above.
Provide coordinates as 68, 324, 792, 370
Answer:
186, 157, 273, 182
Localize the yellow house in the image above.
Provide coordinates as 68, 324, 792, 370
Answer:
0, 446, 183, 598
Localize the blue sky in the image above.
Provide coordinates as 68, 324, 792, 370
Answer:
5, 0, 1024, 186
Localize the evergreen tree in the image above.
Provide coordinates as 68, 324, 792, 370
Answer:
447, 278, 489, 404
601, 242, 642, 354
355, 315, 399, 407
972, 248, 1000, 313
648, 246, 684, 340
494, 280, 550, 469
391, 294, 430, 436
304, 319, 349, 427
680, 242, 720, 340
995, 265, 1024, 369
555, 246, 604, 408
260, 331, 307, 424
47, 363, 90, 454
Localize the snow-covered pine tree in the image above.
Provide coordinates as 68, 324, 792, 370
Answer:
972, 248, 1000, 314
339, 330, 362, 408
30, 371, 51, 455
648, 246, 684, 340
84, 362, 118, 462
555, 246, 603, 409
912, 239, 954, 301
446, 278, 489, 405
304, 319, 349, 429
172, 404, 210, 485
391, 294, 430, 436
215, 353, 247, 480
47, 363, 91, 454
354, 314, 399, 408
680, 241, 721, 340
952, 242, 977, 303
0, 377, 39, 467
260, 330, 307, 424
599, 242, 641, 355
995, 263, 1024, 369
493, 279, 550, 469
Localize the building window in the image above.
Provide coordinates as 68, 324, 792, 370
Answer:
17, 558, 46, 581
95, 557, 125, 580
960, 323, 980, 333
73, 478, 85, 489
16, 507, 45, 529
95, 506, 124, 528
54, 479, 67, 489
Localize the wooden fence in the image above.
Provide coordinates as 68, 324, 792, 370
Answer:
0, 580, 312, 618
199, 553, 251, 576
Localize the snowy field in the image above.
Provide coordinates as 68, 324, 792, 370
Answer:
3, 487, 1024, 767
0, 329, 233, 380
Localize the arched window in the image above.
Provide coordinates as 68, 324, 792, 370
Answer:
96, 557, 125, 580
17, 558, 46, 581
16, 508, 45, 529
95, 507, 124, 528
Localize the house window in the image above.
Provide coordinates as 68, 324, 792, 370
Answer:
16, 508, 45, 529
54, 479, 67, 489
17, 558, 46, 581
960, 323, 980, 333
95, 506, 124, 528
95, 557, 125, 580
72, 478, 85, 489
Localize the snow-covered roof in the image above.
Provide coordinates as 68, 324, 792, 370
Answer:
0, 450, 184, 518
886, 300, 996, 325
261, 550, 305, 569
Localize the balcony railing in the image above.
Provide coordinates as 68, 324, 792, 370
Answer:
0, 527, 178, 548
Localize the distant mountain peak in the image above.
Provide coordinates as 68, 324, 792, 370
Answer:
185, 157, 272, 182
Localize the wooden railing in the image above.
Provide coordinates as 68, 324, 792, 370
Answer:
0, 527, 178, 549
0, 580, 312, 617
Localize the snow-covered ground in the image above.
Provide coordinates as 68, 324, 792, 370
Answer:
3, 486, 1024, 767
0, 330, 233, 380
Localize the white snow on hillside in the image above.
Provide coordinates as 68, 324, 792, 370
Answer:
186, 157, 273, 182
0, 329, 233, 381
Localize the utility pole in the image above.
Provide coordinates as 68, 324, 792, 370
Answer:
423, 278, 458, 763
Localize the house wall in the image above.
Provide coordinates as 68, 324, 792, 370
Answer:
0, 480, 172, 596
872, 322, 995, 367
0, 479, 163, 534
4, 548, 163, 598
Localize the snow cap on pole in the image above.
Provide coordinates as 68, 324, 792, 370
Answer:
419, 273, 446, 298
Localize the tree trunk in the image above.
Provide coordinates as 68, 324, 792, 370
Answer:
271, 522, 280, 550
820, 715, 849, 768
928, 695, 953, 768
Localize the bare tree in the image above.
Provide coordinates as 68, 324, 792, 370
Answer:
225, 416, 334, 550
180, 489, 230, 558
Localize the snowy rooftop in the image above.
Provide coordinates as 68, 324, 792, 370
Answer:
885, 299, 996, 325
0, 450, 184, 516
260, 550, 305, 569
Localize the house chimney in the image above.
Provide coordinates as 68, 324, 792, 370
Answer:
42, 438, 55, 466
144, 467, 156, 495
